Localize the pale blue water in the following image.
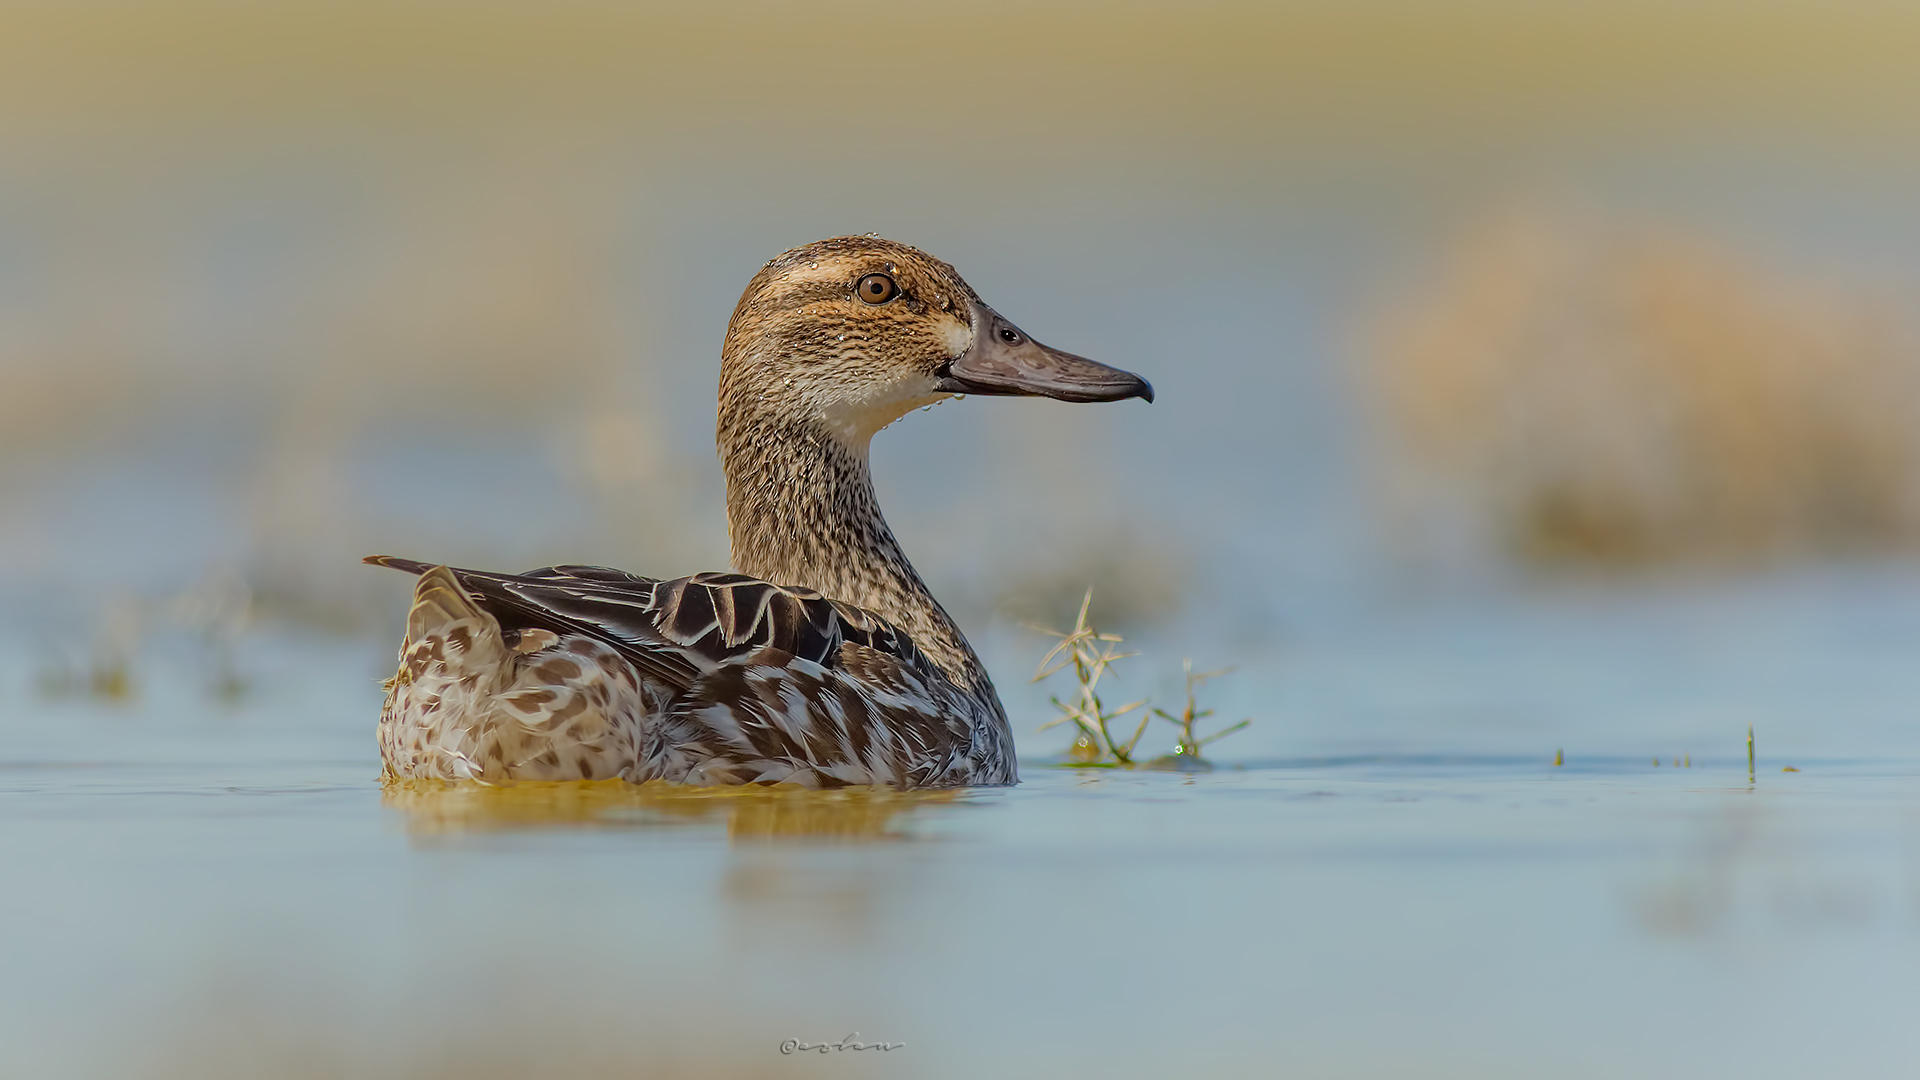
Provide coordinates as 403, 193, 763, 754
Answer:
3, 572, 1917, 1079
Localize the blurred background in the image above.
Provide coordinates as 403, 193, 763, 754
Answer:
8, 0, 1920, 664
6, 1, 1920, 1076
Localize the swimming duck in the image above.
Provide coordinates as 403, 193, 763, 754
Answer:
368, 235, 1152, 788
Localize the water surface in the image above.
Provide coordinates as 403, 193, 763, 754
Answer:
4, 578, 1916, 1079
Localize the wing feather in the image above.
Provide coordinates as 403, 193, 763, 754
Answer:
363, 556, 934, 696
652, 643, 974, 788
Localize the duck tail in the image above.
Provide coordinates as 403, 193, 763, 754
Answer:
379, 563, 513, 694
404, 565, 472, 637
363, 554, 436, 576
379, 565, 523, 781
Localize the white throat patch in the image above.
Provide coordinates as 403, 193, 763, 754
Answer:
942, 316, 974, 359
818, 373, 950, 446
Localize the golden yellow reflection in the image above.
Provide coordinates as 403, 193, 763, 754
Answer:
382, 778, 959, 841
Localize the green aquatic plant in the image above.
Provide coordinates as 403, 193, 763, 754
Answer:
1031, 592, 1152, 765
1031, 592, 1251, 768
1147, 659, 1250, 769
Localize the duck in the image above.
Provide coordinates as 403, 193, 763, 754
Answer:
367, 235, 1152, 789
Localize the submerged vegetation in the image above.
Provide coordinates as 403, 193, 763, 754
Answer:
1551, 729, 1806, 779
1031, 592, 1251, 769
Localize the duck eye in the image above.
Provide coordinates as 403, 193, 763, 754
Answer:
856, 273, 898, 305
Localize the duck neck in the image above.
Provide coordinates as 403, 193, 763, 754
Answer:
720, 416, 995, 701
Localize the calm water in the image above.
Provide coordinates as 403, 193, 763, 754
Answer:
4, 572, 1918, 1079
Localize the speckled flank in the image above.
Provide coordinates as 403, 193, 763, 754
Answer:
379, 567, 658, 783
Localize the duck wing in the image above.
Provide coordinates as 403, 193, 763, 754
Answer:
363, 556, 934, 694
655, 642, 979, 787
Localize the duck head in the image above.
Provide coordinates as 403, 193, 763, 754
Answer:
718, 235, 1152, 446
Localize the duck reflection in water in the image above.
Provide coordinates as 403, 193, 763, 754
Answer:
381, 777, 962, 841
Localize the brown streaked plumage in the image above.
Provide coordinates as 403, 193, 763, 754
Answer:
370, 235, 1152, 788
